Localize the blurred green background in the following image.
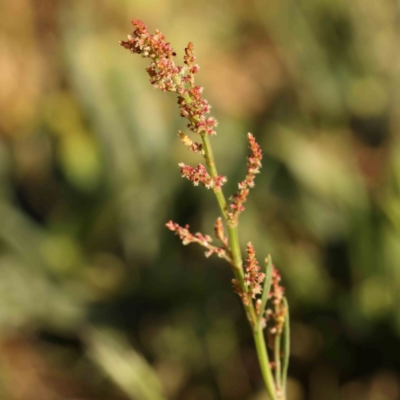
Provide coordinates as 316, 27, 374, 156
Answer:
1, 0, 400, 399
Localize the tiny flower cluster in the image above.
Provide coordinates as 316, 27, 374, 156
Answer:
183, 42, 198, 85
178, 42, 218, 136
178, 87, 218, 136
229, 133, 263, 223
214, 217, 228, 248
120, 20, 217, 136
244, 242, 266, 298
232, 279, 248, 306
266, 266, 286, 336
178, 131, 204, 155
179, 163, 227, 189
166, 220, 231, 262
233, 242, 265, 306
119, 19, 180, 92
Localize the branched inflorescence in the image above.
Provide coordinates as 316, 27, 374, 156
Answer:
166, 220, 231, 262
120, 19, 218, 137
121, 20, 289, 400
120, 19, 223, 190
119, 18, 282, 319
120, 20, 180, 91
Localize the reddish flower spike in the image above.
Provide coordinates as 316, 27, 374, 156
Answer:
120, 21, 218, 136
229, 133, 263, 223
179, 163, 226, 189
166, 220, 232, 262
265, 265, 286, 336
243, 242, 265, 299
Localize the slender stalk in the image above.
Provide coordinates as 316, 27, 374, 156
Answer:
254, 325, 279, 400
281, 298, 290, 398
201, 134, 229, 220
274, 334, 282, 395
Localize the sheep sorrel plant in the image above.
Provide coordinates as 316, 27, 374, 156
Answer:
120, 20, 290, 400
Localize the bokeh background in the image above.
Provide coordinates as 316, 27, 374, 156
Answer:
1, 0, 400, 399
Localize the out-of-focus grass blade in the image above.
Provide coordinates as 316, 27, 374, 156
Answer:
256, 254, 272, 328
281, 297, 290, 397
85, 327, 167, 400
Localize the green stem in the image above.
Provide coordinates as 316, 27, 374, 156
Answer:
201, 134, 229, 220
274, 334, 282, 395
253, 325, 279, 400
281, 298, 290, 398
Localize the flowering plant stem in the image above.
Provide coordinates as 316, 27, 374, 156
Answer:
120, 20, 289, 400
202, 134, 278, 399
